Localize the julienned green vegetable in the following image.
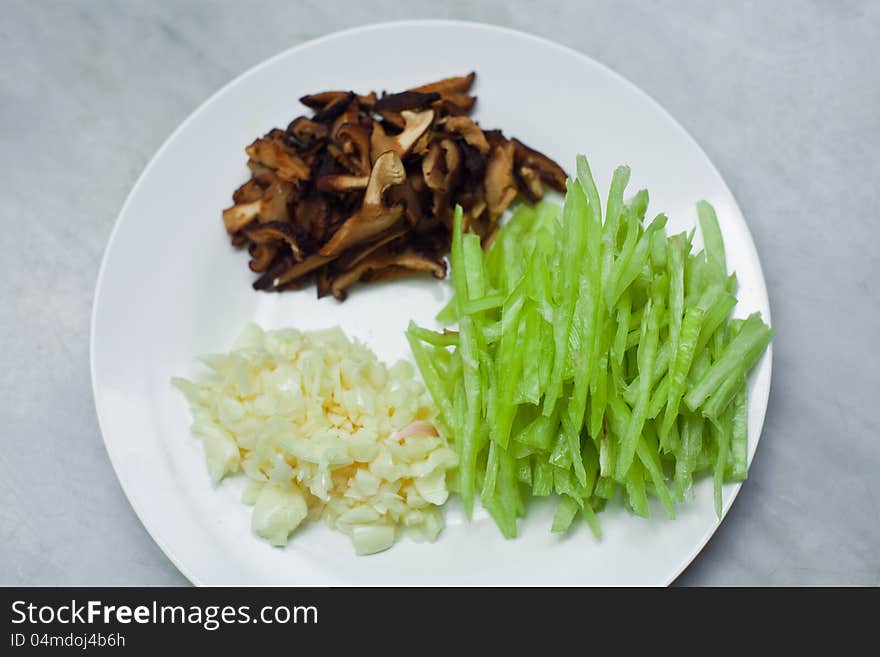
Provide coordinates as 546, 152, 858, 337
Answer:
407, 155, 773, 538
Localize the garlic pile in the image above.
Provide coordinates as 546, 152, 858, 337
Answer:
173, 323, 457, 555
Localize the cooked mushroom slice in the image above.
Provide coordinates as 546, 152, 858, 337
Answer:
356, 91, 377, 110
246, 159, 274, 177
232, 177, 267, 204
230, 230, 250, 248
512, 138, 567, 195
454, 183, 488, 224
409, 72, 476, 96
334, 227, 409, 271
411, 126, 432, 156
244, 221, 304, 261
248, 242, 278, 272
359, 265, 414, 283
376, 109, 405, 132
459, 142, 487, 180
258, 179, 295, 223
293, 195, 331, 242
443, 116, 490, 155
370, 109, 434, 163
374, 91, 441, 113
387, 176, 424, 225
253, 252, 334, 291
286, 116, 328, 150
299, 90, 350, 110
245, 137, 310, 182
315, 174, 369, 193
301, 90, 375, 110
334, 122, 372, 175
443, 93, 477, 113
223, 200, 262, 234
485, 139, 518, 222
316, 267, 333, 298
328, 249, 447, 300
318, 151, 406, 257
229, 73, 569, 299
516, 165, 544, 202
326, 143, 360, 175
311, 91, 356, 123
422, 138, 462, 220
330, 100, 361, 140
482, 129, 507, 149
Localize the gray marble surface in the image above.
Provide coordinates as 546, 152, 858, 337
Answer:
2, 0, 878, 586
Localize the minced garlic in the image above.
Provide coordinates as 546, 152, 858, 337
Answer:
173, 323, 457, 555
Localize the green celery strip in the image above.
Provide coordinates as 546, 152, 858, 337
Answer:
461, 293, 505, 315
661, 284, 723, 439
542, 179, 590, 416
697, 200, 727, 284
685, 313, 774, 411
625, 459, 649, 517
615, 293, 661, 479
711, 406, 733, 518
406, 326, 456, 434
582, 503, 603, 539
728, 386, 749, 481
551, 495, 580, 533
403, 158, 773, 542
408, 324, 459, 348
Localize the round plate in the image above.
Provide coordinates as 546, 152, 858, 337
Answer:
91, 20, 772, 586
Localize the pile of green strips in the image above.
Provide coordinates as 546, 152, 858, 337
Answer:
406, 156, 773, 538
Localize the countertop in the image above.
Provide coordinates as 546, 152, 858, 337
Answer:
2, 0, 878, 586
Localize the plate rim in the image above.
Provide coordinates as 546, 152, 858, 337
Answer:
90, 18, 773, 587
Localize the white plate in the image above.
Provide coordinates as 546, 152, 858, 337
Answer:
91, 20, 772, 586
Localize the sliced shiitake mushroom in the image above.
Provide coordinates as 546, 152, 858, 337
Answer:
299, 90, 350, 110
423, 138, 462, 221
387, 174, 424, 225
374, 91, 441, 113
334, 122, 372, 175
315, 174, 369, 193
258, 179, 295, 223
327, 249, 447, 300
286, 117, 328, 150
232, 177, 267, 204
370, 109, 434, 163
245, 137, 310, 182
222, 200, 262, 234
485, 139, 518, 222
248, 242, 278, 272
243, 221, 304, 261
228, 72, 566, 299
253, 252, 335, 291
311, 91, 356, 123
318, 151, 406, 257
512, 138, 567, 197
409, 72, 475, 97
292, 195, 330, 241
443, 115, 489, 155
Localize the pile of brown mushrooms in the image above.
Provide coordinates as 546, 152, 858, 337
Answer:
222, 72, 567, 300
